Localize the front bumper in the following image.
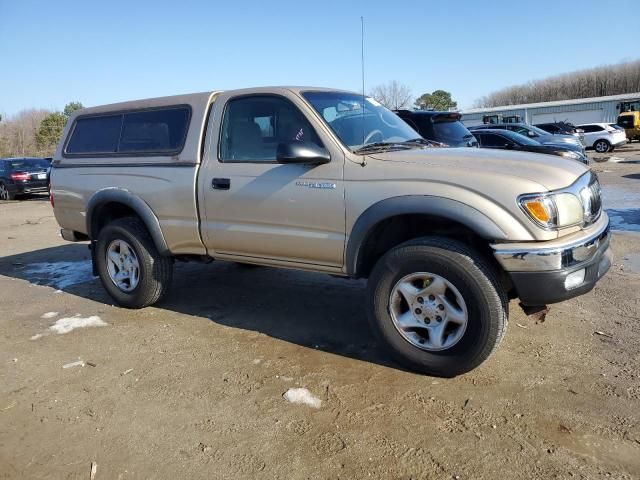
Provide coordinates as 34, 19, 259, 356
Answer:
491, 215, 611, 305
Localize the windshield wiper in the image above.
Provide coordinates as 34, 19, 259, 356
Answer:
353, 142, 413, 154
401, 138, 445, 147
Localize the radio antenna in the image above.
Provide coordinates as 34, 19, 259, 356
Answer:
360, 16, 367, 167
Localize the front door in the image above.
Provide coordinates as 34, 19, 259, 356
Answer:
199, 93, 346, 268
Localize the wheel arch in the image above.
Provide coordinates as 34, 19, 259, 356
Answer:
86, 188, 170, 256
346, 196, 509, 278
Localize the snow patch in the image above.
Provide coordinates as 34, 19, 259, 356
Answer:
41, 312, 59, 319
23, 261, 94, 290
283, 388, 322, 409
49, 315, 107, 335
62, 360, 85, 369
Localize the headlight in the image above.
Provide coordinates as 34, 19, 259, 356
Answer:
519, 192, 583, 229
560, 151, 580, 159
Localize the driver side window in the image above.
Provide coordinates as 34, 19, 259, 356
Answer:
219, 95, 322, 162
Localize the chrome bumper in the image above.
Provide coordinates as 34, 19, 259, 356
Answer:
491, 217, 611, 272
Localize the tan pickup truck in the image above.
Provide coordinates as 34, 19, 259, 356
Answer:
51, 87, 611, 376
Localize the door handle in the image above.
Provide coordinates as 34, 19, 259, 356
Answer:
212, 178, 230, 190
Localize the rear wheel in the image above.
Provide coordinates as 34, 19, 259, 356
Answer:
95, 217, 173, 308
0, 182, 15, 201
367, 237, 508, 377
593, 139, 610, 153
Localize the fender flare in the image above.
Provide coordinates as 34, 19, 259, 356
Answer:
86, 188, 170, 255
346, 195, 508, 276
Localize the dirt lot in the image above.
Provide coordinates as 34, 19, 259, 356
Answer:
1, 146, 640, 479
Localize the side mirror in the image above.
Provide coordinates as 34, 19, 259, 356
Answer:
527, 131, 537, 137
276, 141, 330, 165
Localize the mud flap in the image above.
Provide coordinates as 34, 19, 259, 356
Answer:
519, 303, 550, 323
89, 241, 98, 277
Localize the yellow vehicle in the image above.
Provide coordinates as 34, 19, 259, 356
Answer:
617, 111, 640, 142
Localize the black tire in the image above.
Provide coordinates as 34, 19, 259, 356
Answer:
95, 217, 173, 308
593, 139, 610, 154
367, 237, 508, 377
0, 182, 15, 201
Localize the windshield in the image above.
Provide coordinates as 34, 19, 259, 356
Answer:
302, 91, 419, 151
432, 119, 474, 145
502, 130, 541, 146
617, 116, 634, 128
8, 158, 50, 171
527, 125, 551, 136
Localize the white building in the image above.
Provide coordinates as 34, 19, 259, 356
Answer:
461, 92, 640, 126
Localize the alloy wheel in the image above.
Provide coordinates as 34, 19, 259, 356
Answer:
106, 239, 140, 292
389, 272, 468, 351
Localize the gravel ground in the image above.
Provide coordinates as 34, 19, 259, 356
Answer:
1, 146, 639, 479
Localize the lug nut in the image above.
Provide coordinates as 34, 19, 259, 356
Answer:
436, 316, 442, 322
414, 308, 422, 315
417, 297, 424, 304
429, 295, 435, 301
425, 318, 431, 324
438, 304, 444, 310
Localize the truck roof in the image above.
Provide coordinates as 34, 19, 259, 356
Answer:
77, 86, 355, 116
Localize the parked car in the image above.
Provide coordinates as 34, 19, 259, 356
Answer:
0, 157, 51, 200
473, 129, 588, 164
576, 123, 627, 153
51, 87, 610, 377
617, 111, 640, 142
469, 123, 585, 153
534, 122, 585, 143
394, 110, 477, 147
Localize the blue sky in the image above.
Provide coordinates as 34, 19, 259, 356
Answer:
1, 0, 639, 117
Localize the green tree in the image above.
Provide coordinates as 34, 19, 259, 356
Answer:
34, 102, 84, 154
63, 101, 84, 117
414, 90, 457, 111
35, 112, 67, 153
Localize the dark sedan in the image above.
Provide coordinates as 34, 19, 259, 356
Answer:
473, 129, 589, 164
0, 157, 51, 200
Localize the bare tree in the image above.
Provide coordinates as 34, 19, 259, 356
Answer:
369, 81, 413, 110
473, 59, 640, 108
0, 109, 52, 157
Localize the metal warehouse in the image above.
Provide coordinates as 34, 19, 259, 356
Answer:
461, 92, 640, 126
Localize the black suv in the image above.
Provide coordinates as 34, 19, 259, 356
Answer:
394, 110, 477, 147
0, 157, 51, 200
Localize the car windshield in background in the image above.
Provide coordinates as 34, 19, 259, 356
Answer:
617, 116, 634, 128
8, 159, 50, 170
302, 91, 419, 151
527, 125, 552, 136
499, 130, 541, 146
431, 119, 474, 145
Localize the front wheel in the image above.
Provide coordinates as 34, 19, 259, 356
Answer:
593, 139, 610, 153
367, 237, 508, 377
95, 217, 173, 308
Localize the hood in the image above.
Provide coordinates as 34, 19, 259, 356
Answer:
368, 146, 588, 191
